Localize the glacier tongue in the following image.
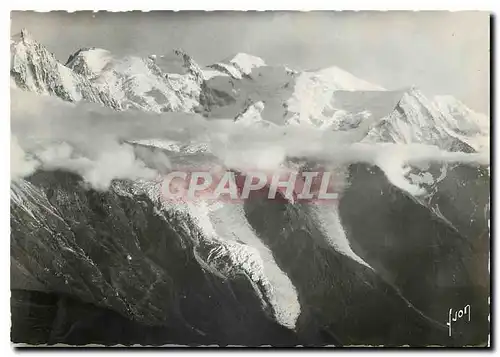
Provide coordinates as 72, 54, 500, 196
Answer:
308, 201, 371, 268
205, 201, 301, 329
133, 180, 301, 330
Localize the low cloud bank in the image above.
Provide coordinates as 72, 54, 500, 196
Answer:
11, 88, 489, 195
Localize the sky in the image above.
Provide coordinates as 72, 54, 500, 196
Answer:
11, 11, 490, 113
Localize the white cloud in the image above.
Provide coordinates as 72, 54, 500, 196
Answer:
11, 87, 489, 196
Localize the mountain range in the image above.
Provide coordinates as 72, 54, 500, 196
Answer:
10, 28, 490, 346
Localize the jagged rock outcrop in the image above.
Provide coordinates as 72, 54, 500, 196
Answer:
11, 29, 121, 109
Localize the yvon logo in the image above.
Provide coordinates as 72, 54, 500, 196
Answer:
446, 304, 471, 337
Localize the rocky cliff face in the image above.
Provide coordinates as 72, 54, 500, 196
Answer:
338, 163, 489, 346
11, 30, 206, 114
11, 30, 121, 109
12, 165, 489, 346
11, 171, 297, 346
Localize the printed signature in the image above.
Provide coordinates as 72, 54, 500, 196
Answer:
446, 304, 471, 337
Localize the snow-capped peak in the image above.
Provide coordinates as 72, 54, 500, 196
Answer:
11, 30, 489, 153
433, 94, 464, 107
432, 94, 490, 152
286, 65, 385, 125
432, 94, 489, 133
228, 53, 266, 75
206, 53, 267, 79
314, 66, 385, 91
361, 88, 490, 152
433, 95, 489, 128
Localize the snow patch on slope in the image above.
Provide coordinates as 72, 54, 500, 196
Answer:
234, 101, 265, 126
202, 68, 229, 80
66, 48, 112, 77
210, 62, 243, 79
11, 179, 65, 225
58, 66, 82, 101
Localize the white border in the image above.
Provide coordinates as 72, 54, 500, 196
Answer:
1, 1, 497, 355
3, 0, 499, 11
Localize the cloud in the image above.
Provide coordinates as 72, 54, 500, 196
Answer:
11, 135, 39, 181
10, 88, 200, 190
11, 87, 489, 196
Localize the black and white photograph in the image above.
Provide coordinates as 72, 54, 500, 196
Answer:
9, 10, 491, 347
